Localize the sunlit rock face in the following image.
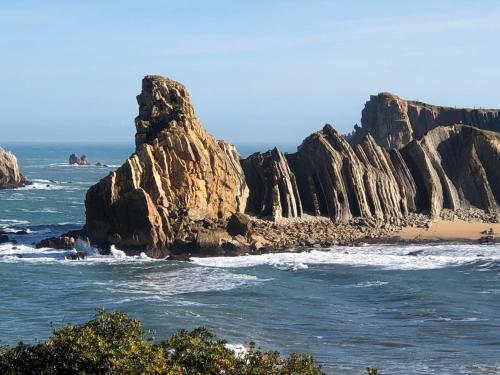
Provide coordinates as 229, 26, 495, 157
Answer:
84, 77, 500, 257
84, 76, 248, 257
0, 147, 26, 189
348, 92, 500, 149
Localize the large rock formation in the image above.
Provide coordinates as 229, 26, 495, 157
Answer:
0, 147, 26, 189
84, 76, 500, 257
348, 92, 500, 149
84, 76, 248, 257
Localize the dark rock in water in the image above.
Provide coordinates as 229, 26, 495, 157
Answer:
227, 213, 252, 237
69, 153, 90, 166
0, 234, 10, 244
407, 250, 424, 256
65, 251, 87, 260
0, 146, 27, 189
15, 230, 28, 235
478, 235, 495, 244
36, 236, 75, 250
95, 162, 102, 167
83, 75, 500, 258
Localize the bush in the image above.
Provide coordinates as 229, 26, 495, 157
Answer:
0, 310, 325, 374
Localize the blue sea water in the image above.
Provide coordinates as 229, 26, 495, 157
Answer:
1, 143, 500, 375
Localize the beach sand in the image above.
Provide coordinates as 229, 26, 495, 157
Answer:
394, 220, 500, 241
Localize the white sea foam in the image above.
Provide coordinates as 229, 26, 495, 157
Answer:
225, 344, 248, 358
95, 267, 263, 297
192, 243, 500, 271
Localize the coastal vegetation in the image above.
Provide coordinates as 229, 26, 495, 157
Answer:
0, 310, 325, 374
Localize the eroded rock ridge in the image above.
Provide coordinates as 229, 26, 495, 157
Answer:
84, 77, 500, 257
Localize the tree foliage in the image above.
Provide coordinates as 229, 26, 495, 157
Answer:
0, 310, 325, 375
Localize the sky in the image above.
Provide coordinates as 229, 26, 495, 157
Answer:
1, 0, 500, 144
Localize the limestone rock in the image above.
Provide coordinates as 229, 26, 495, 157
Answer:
83, 77, 500, 257
348, 92, 500, 149
0, 147, 26, 189
241, 148, 302, 219
401, 125, 500, 216
84, 75, 249, 257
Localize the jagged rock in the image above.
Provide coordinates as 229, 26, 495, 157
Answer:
401, 125, 500, 215
69, 154, 90, 165
83, 76, 500, 257
289, 125, 408, 223
36, 236, 75, 250
227, 213, 252, 237
0, 147, 26, 189
84, 75, 249, 258
242, 148, 302, 219
348, 92, 500, 149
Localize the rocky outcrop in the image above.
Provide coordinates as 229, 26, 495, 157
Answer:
241, 148, 302, 220
83, 76, 500, 257
348, 92, 500, 149
84, 76, 248, 257
69, 154, 90, 165
0, 147, 26, 189
401, 125, 500, 216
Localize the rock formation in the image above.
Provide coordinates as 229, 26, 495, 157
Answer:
348, 92, 500, 149
84, 76, 248, 257
69, 154, 90, 165
83, 76, 500, 257
0, 147, 26, 189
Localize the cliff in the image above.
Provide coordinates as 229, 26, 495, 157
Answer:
84, 76, 500, 257
348, 92, 500, 149
0, 147, 26, 189
84, 76, 248, 257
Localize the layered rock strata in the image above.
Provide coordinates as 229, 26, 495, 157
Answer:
0, 147, 26, 189
348, 92, 500, 149
84, 76, 500, 257
84, 76, 248, 257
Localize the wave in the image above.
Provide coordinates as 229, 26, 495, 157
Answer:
191, 243, 500, 271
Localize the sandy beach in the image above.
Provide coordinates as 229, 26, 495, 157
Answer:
394, 220, 500, 242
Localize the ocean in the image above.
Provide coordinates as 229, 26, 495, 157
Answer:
1, 143, 499, 375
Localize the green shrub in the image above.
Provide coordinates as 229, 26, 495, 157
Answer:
0, 310, 325, 375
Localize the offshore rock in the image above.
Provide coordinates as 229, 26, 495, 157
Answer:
0, 147, 26, 189
69, 153, 90, 165
84, 75, 248, 257
348, 92, 500, 149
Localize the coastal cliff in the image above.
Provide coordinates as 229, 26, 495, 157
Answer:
84, 76, 500, 257
0, 147, 26, 189
348, 92, 500, 149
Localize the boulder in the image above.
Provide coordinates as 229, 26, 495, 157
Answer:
36, 236, 75, 250
227, 213, 252, 237
0, 147, 26, 189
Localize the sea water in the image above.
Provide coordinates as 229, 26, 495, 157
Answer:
1, 143, 499, 375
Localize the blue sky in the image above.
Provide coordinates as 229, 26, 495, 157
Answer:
1, 0, 499, 144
